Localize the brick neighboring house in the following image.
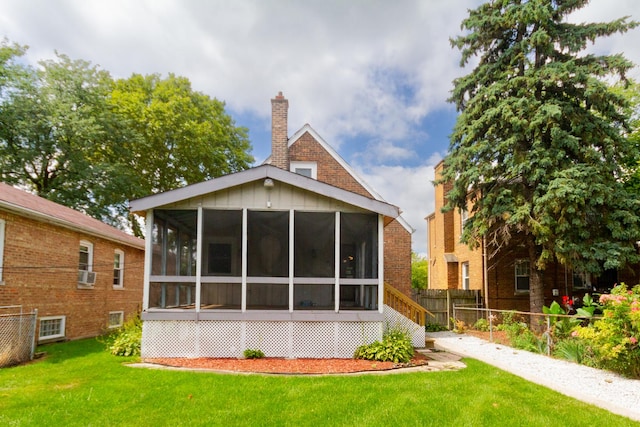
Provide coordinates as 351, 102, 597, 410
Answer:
0, 183, 145, 342
266, 92, 413, 297
427, 160, 632, 312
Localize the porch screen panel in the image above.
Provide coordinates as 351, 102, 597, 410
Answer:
340, 213, 378, 279
247, 211, 289, 277
294, 212, 334, 277
149, 282, 196, 308
202, 210, 243, 276
201, 283, 241, 309
152, 210, 197, 276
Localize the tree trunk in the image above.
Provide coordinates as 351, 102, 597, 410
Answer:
528, 243, 545, 333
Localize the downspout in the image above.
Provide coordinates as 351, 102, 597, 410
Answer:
483, 236, 489, 309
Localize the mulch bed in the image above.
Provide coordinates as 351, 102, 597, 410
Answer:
144, 352, 429, 374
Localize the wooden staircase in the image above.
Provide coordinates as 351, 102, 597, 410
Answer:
383, 283, 434, 326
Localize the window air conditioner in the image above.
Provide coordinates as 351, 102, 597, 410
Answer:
78, 270, 97, 286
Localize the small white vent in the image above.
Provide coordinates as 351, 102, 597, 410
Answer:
78, 270, 97, 286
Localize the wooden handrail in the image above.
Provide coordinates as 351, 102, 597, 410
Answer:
384, 284, 434, 326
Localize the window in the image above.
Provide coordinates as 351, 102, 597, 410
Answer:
78, 241, 95, 287
515, 259, 530, 293
113, 250, 124, 288
79, 241, 93, 272
460, 208, 469, 234
0, 219, 5, 284
573, 271, 591, 290
39, 316, 65, 341
462, 262, 470, 290
108, 311, 124, 328
290, 161, 317, 179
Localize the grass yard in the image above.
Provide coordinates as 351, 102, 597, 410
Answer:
0, 339, 637, 427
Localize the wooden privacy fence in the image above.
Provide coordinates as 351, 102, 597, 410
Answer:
414, 289, 482, 328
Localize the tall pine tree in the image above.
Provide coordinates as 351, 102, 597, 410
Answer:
442, 0, 640, 314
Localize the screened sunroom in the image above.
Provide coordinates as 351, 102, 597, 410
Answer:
130, 165, 404, 359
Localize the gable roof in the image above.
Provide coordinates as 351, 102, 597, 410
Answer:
265, 123, 414, 233
129, 164, 400, 220
0, 182, 144, 249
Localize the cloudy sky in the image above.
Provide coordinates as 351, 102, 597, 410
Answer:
2, 0, 639, 255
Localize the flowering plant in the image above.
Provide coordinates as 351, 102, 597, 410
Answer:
574, 284, 640, 378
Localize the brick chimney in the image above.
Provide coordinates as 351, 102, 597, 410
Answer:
271, 91, 289, 170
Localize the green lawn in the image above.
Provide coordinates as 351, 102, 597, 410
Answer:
0, 339, 637, 426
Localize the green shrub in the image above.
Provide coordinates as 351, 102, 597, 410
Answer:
354, 328, 414, 363
574, 284, 640, 378
473, 318, 490, 332
243, 348, 265, 359
425, 322, 447, 332
497, 311, 544, 353
104, 315, 142, 357
553, 339, 586, 364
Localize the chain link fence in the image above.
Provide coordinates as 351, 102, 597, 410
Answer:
0, 306, 37, 368
452, 305, 598, 356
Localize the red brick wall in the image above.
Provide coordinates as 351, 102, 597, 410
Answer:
289, 132, 412, 295
383, 219, 412, 296
271, 92, 289, 170
0, 211, 144, 341
289, 132, 373, 198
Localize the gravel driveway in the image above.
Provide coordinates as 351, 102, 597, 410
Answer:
429, 331, 640, 423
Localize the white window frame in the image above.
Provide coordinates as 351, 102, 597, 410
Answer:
460, 208, 469, 235
39, 316, 66, 341
79, 240, 94, 272
515, 259, 530, 293
462, 262, 470, 290
290, 161, 317, 179
113, 249, 124, 288
0, 219, 5, 284
108, 311, 124, 328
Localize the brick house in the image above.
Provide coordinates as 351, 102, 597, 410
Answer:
0, 183, 145, 342
128, 93, 421, 359
266, 92, 413, 297
427, 160, 629, 312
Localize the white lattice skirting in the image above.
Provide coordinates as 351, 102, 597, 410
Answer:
141, 305, 425, 359
382, 305, 426, 348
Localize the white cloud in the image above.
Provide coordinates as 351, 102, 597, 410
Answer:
355, 152, 443, 255
1, 0, 638, 255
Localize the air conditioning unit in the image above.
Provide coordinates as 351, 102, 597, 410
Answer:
78, 270, 97, 286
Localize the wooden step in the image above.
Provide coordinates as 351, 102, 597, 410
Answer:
425, 337, 435, 349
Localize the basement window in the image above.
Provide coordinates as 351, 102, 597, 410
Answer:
39, 316, 66, 341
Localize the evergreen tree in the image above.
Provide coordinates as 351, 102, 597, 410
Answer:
442, 0, 640, 314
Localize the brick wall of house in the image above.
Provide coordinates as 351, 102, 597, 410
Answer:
429, 161, 485, 292
0, 210, 144, 341
289, 132, 373, 198
383, 219, 412, 296
289, 132, 412, 294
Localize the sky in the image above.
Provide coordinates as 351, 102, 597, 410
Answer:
2, 0, 639, 255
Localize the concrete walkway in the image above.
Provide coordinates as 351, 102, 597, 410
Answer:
428, 331, 640, 423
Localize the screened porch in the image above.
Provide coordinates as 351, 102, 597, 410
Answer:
147, 208, 382, 313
